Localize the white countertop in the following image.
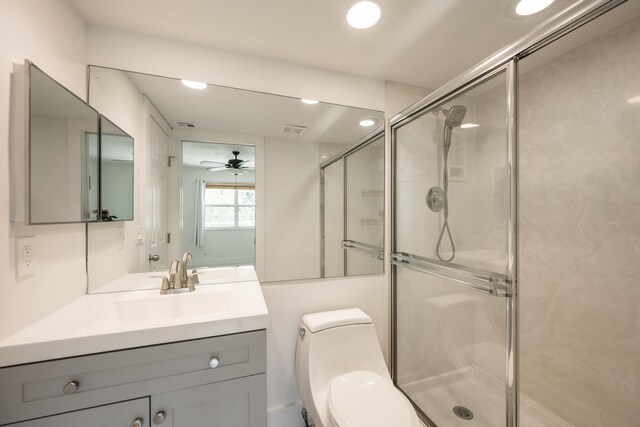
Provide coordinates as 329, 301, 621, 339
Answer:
93, 265, 258, 293
0, 280, 268, 367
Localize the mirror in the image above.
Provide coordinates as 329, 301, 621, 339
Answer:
86, 66, 384, 292
99, 116, 134, 221
28, 61, 99, 224
322, 132, 385, 277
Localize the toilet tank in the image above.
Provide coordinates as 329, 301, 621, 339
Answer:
295, 308, 390, 427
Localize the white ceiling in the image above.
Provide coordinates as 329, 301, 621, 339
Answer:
69, 0, 569, 89
121, 69, 384, 144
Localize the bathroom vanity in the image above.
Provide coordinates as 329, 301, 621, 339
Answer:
0, 280, 268, 427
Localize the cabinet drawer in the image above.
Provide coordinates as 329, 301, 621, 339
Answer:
0, 330, 265, 425
9, 398, 149, 427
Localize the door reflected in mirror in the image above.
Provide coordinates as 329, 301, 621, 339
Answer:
86, 66, 384, 293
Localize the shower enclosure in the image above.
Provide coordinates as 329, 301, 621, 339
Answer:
391, 1, 640, 426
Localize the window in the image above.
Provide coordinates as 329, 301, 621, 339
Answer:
204, 184, 255, 228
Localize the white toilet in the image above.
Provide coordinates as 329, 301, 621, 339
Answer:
295, 308, 422, 427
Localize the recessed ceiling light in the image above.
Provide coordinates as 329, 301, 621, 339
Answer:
359, 118, 377, 127
347, 1, 381, 29
181, 79, 207, 90
461, 123, 480, 129
628, 95, 640, 104
301, 99, 319, 105
515, 0, 554, 16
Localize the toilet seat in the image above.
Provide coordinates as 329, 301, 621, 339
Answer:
327, 371, 420, 427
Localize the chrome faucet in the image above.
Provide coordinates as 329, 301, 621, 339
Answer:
179, 251, 192, 287
151, 252, 198, 294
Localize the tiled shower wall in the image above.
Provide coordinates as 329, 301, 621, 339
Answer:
519, 14, 640, 426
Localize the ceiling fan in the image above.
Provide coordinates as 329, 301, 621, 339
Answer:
200, 150, 254, 175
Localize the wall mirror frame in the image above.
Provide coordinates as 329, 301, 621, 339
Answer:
85, 65, 385, 293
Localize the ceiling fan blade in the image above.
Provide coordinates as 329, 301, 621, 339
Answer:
207, 166, 229, 172
200, 160, 227, 167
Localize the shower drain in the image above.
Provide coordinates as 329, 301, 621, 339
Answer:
453, 406, 474, 420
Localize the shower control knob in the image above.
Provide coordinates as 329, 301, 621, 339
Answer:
426, 187, 444, 212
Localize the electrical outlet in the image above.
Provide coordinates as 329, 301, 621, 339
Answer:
16, 236, 35, 278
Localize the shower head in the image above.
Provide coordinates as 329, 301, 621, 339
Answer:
444, 105, 467, 128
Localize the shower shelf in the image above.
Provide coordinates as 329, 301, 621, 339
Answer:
361, 190, 383, 198
360, 219, 383, 225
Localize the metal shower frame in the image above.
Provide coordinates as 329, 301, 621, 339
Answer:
388, 1, 628, 426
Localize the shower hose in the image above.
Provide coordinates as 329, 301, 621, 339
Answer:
435, 130, 456, 262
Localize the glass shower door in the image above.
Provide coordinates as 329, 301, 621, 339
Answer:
392, 68, 513, 426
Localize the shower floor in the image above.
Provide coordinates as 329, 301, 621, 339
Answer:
401, 370, 573, 427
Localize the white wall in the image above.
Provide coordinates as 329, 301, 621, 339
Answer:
263, 137, 320, 282
0, 0, 88, 338
87, 27, 385, 112
86, 66, 146, 290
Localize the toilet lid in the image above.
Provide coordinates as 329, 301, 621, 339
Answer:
328, 371, 419, 427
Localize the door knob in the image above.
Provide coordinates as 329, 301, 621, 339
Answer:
149, 254, 160, 262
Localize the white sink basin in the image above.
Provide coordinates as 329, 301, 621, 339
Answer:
116, 289, 232, 323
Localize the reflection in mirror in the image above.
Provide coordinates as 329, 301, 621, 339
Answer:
321, 132, 385, 277
28, 61, 99, 224
99, 116, 134, 221
182, 142, 255, 268
86, 66, 384, 293
345, 133, 384, 275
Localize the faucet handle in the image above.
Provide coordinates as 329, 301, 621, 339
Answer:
150, 275, 171, 294
186, 270, 199, 292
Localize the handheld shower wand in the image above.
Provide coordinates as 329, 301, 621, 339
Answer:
435, 105, 466, 262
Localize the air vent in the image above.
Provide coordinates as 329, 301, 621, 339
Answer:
282, 124, 307, 135
177, 121, 197, 128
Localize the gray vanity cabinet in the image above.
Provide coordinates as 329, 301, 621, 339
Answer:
0, 330, 266, 427
10, 398, 149, 427
151, 374, 265, 427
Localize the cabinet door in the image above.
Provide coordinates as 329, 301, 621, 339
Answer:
150, 374, 266, 427
10, 397, 149, 427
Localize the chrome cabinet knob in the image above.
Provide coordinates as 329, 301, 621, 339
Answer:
153, 411, 167, 424
149, 254, 160, 262
209, 356, 220, 368
153, 410, 166, 425
130, 417, 144, 427
62, 380, 79, 395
